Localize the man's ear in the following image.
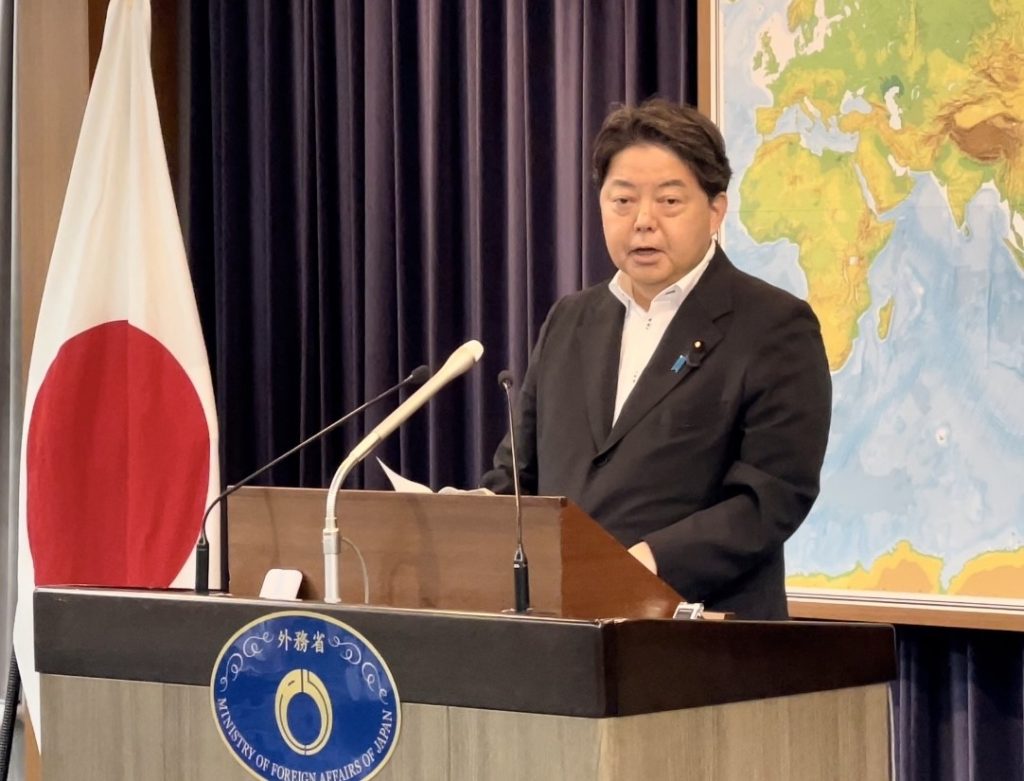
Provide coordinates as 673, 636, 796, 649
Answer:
709, 192, 728, 234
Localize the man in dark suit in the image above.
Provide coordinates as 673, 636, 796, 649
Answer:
482, 99, 832, 619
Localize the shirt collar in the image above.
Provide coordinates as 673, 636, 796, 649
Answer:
608, 239, 717, 310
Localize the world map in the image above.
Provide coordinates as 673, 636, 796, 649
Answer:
720, 0, 1024, 599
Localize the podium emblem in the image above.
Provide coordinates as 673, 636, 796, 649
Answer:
210, 611, 401, 780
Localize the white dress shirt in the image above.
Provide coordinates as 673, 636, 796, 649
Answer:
609, 241, 716, 425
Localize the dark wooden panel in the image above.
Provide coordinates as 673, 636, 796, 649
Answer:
35, 589, 896, 717
226, 487, 683, 620
560, 502, 683, 619
605, 618, 896, 714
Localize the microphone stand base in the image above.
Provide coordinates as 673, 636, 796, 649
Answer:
499, 607, 556, 617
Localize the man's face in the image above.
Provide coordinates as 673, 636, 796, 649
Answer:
600, 143, 727, 308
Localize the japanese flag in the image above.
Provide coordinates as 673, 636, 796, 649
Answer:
12, 0, 220, 738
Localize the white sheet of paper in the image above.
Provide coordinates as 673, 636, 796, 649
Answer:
377, 458, 432, 493
376, 458, 494, 496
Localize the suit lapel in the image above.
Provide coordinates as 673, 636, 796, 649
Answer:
596, 249, 736, 458
575, 289, 624, 450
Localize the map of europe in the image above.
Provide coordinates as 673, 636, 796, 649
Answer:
721, 0, 1024, 599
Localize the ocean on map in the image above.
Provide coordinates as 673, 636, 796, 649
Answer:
720, 0, 1024, 589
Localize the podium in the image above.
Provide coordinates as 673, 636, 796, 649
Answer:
34, 489, 895, 780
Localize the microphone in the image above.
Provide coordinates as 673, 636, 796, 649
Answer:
193, 364, 430, 595
322, 340, 484, 603
498, 370, 530, 613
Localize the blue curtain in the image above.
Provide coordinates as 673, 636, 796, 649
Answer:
185, 0, 695, 494
894, 626, 1024, 780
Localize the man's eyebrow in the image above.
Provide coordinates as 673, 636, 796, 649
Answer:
605, 178, 691, 189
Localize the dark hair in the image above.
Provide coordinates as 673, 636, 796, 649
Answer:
591, 98, 732, 198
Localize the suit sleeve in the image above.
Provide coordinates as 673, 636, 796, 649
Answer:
479, 301, 560, 495
642, 299, 832, 603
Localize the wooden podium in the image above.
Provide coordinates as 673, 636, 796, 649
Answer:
34, 489, 895, 780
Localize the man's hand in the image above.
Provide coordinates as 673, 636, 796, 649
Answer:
628, 541, 658, 574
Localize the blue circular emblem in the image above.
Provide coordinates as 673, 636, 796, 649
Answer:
210, 611, 401, 780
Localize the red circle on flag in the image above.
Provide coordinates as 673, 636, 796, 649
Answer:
27, 321, 212, 587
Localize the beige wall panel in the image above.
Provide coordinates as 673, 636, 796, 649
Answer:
447, 706, 601, 780
41, 675, 890, 781
16, 8, 92, 780
16, 0, 90, 389
698, 0, 714, 117
41, 676, 451, 781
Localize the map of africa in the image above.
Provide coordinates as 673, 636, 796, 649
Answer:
720, 0, 1024, 599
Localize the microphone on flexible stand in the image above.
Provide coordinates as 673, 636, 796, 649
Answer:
193, 364, 430, 595
498, 369, 530, 613
322, 340, 485, 603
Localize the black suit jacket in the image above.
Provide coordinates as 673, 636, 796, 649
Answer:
482, 248, 832, 619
